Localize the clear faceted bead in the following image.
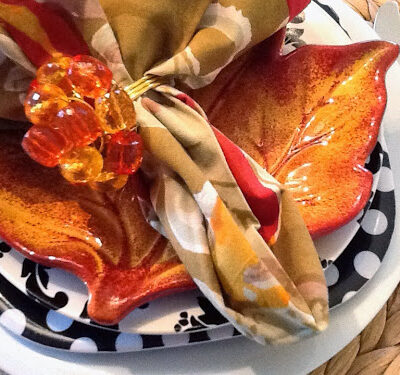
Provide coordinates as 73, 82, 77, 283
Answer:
36, 55, 73, 94
51, 101, 102, 148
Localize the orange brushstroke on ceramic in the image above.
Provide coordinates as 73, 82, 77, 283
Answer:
192, 34, 399, 237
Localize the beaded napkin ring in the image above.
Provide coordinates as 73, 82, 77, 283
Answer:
23, 54, 166, 190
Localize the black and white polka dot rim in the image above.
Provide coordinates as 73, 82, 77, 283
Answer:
326, 139, 395, 308
0, 273, 241, 353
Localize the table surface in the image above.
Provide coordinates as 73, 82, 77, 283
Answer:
1, 1, 400, 375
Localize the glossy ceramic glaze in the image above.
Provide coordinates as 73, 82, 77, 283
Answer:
192, 32, 399, 237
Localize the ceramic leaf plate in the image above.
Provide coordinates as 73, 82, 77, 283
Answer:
0, 0, 394, 331
314, 131, 383, 263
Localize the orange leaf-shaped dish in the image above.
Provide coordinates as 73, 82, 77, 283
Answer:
0, 36, 397, 325
0, 131, 194, 324
192, 35, 399, 237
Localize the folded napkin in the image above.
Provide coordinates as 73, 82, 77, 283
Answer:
0, 0, 328, 344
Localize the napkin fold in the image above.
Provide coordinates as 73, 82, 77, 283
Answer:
0, 0, 329, 344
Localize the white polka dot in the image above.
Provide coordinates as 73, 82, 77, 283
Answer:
361, 209, 388, 235
377, 167, 394, 192
46, 310, 73, 332
207, 325, 235, 341
354, 251, 381, 279
324, 264, 339, 287
70, 337, 98, 352
243, 287, 257, 302
115, 333, 143, 352
0, 309, 26, 335
162, 333, 190, 348
342, 291, 357, 303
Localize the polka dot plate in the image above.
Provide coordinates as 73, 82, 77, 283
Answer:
0, 272, 240, 353
326, 136, 395, 308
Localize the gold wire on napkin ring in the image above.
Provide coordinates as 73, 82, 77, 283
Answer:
124, 74, 169, 101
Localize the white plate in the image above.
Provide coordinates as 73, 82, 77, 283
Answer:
0, 1, 400, 374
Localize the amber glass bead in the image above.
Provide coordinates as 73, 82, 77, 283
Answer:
95, 84, 136, 134
105, 131, 143, 175
68, 55, 112, 98
22, 126, 72, 167
36, 55, 73, 94
60, 146, 103, 184
24, 82, 68, 125
51, 101, 102, 148
89, 173, 129, 191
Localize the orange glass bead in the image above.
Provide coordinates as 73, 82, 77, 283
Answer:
68, 55, 112, 98
36, 55, 73, 94
105, 131, 143, 175
95, 84, 136, 134
51, 101, 102, 148
24, 82, 68, 125
22, 125, 73, 167
60, 146, 103, 184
